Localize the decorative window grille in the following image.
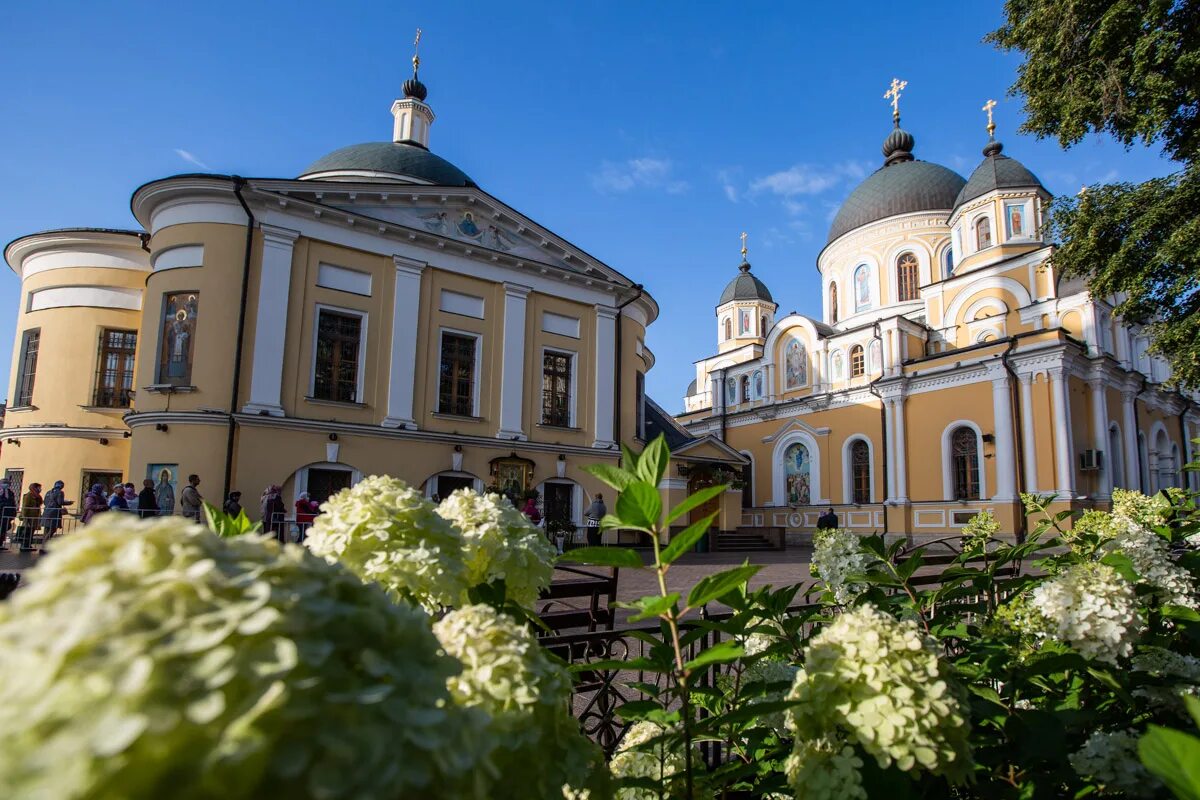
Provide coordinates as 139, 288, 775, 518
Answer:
896, 253, 919, 302
439, 333, 477, 416
541, 350, 572, 427
851, 439, 871, 503
975, 217, 992, 249
952, 427, 981, 499
93, 329, 137, 407
313, 310, 362, 403
15, 329, 39, 406
829, 283, 838, 323
849, 345, 865, 377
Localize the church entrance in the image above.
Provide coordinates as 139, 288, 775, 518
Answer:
306, 468, 352, 506
435, 475, 475, 499
687, 474, 720, 525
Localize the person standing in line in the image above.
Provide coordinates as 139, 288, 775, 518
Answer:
82, 483, 108, 524
18, 482, 43, 552
0, 479, 18, 551
816, 507, 838, 530
222, 491, 243, 517
123, 483, 138, 511
137, 480, 159, 519
294, 492, 318, 543
584, 492, 607, 547
41, 481, 73, 543
107, 482, 129, 512
261, 485, 288, 544
180, 474, 203, 521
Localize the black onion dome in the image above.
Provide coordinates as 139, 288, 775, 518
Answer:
402, 77, 427, 102
953, 139, 1046, 209
719, 261, 774, 304
882, 127, 915, 165
299, 142, 475, 186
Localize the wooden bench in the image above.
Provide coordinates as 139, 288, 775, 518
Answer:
537, 565, 619, 634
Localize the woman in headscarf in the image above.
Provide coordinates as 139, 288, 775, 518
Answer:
261, 485, 288, 544
18, 482, 43, 551
82, 483, 108, 524
294, 491, 318, 544
41, 480, 73, 542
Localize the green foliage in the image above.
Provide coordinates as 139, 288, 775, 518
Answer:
201, 500, 262, 538
1140, 697, 1200, 800
989, 0, 1200, 386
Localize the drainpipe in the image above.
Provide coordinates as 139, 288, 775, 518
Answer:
866, 322, 889, 534
1000, 337, 1028, 542
612, 284, 644, 454
224, 177, 255, 500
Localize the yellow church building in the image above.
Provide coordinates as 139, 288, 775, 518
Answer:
0, 58, 682, 533
678, 95, 1199, 538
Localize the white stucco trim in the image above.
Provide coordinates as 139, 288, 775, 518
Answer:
540, 344, 578, 428
437, 326, 483, 418
497, 283, 531, 440
771, 429, 826, 506
27, 285, 142, 312
841, 435, 875, 505
152, 244, 204, 272
306, 302, 368, 406
534, 478, 586, 526
425, 471, 485, 498
292, 461, 363, 503
244, 225, 299, 416
941, 420, 987, 501
942, 276, 1033, 329
382, 256, 426, 428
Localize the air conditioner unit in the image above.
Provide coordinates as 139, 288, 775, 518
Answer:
1080, 450, 1103, 471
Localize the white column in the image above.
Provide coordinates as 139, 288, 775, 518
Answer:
1089, 379, 1111, 498
243, 224, 299, 416
498, 283, 531, 441
992, 374, 1017, 501
884, 398, 897, 503
1122, 391, 1140, 489
1018, 373, 1038, 491
1050, 369, 1076, 498
892, 395, 909, 503
592, 304, 618, 448
381, 255, 426, 429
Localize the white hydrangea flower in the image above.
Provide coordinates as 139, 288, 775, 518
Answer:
307, 475, 467, 610
962, 510, 1000, 551
1111, 487, 1174, 529
786, 737, 866, 800
786, 604, 972, 782
1101, 521, 1198, 608
1070, 729, 1162, 798
609, 721, 686, 800
811, 528, 874, 604
1132, 647, 1200, 711
0, 515, 484, 800
436, 489, 557, 611
1027, 563, 1141, 665
433, 605, 602, 799
742, 658, 800, 735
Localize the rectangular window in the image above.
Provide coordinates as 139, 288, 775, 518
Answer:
4, 469, 24, 506
158, 292, 198, 385
313, 309, 363, 403
438, 332, 477, 417
541, 350, 572, 427
81, 470, 122, 504
15, 329, 40, 406
93, 329, 138, 407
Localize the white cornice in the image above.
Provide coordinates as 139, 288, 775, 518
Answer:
5, 230, 149, 279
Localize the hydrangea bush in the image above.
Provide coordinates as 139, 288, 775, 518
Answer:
0, 515, 483, 800
810, 527, 874, 604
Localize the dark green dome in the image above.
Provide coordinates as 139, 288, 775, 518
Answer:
719, 261, 773, 304
299, 141, 475, 186
953, 140, 1045, 209
828, 159, 966, 243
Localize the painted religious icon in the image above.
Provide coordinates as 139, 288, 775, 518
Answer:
740, 310, 751, 334
869, 340, 882, 372
725, 378, 736, 406
784, 339, 807, 389
854, 264, 870, 311
457, 211, 481, 238
1006, 204, 1025, 237
753, 370, 763, 398
148, 463, 178, 514
831, 351, 844, 379
783, 443, 811, 506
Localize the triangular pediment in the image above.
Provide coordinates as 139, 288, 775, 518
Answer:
761, 417, 828, 444
672, 436, 748, 464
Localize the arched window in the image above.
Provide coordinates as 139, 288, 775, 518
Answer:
849, 345, 865, 377
850, 439, 870, 504
1138, 432, 1150, 492
944, 246, 954, 278
761, 315, 768, 335
853, 265, 871, 312
740, 375, 750, 403
975, 216, 992, 250
1108, 424, 1125, 490
829, 283, 839, 323
896, 252, 919, 302
723, 317, 731, 340
951, 427, 981, 499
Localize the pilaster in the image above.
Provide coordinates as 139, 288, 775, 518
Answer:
592, 304, 619, 448
497, 282, 531, 441
381, 255, 426, 429
242, 224, 299, 417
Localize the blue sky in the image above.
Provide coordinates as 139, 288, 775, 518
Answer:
0, 1, 1176, 410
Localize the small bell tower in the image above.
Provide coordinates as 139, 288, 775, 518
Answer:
392, 28, 435, 148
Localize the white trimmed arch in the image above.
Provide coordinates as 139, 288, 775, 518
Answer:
771, 429, 825, 506
941, 420, 987, 501
943, 277, 1032, 329
841, 435, 875, 504
884, 240, 934, 304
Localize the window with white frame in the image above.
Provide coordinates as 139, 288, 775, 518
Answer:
312, 307, 365, 403
439, 331, 479, 416
975, 216, 993, 250
541, 349, 574, 427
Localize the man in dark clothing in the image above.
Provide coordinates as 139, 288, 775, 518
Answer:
816, 507, 839, 530
138, 480, 159, 518
0, 479, 17, 551
584, 492, 607, 547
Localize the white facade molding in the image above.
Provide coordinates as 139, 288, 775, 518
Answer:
497, 283, 532, 441
381, 255, 427, 429
152, 244, 204, 272
941, 419, 988, 502
1018, 372, 1039, 491
1088, 378, 1112, 498
770, 428, 827, 506
591, 304, 618, 448
27, 285, 142, 312
1049, 368, 1076, 498
840, 435, 876, 505
243, 224, 300, 417
891, 396, 909, 503
317, 263, 373, 296
991, 375, 1017, 501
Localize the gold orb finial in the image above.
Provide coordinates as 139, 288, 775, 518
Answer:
740, 231, 748, 261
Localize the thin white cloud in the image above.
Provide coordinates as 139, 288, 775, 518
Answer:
716, 168, 741, 203
591, 157, 688, 194
747, 161, 872, 214
174, 149, 211, 170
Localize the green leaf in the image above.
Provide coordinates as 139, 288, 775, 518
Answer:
635, 434, 670, 487
626, 593, 680, 622
614, 700, 664, 720
558, 546, 644, 569
687, 563, 762, 609
581, 463, 637, 491
1139, 724, 1200, 800
615, 483, 662, 532
664, 484, 727, 525
683, 639, 745, 671
569, 657, 666, 673
660, 513, 718, 565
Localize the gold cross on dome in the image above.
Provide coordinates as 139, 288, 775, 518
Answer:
884, 77, 907, 119
983, 98, 997, 136
412, 28, 423, 73
740, 231, 748, 260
